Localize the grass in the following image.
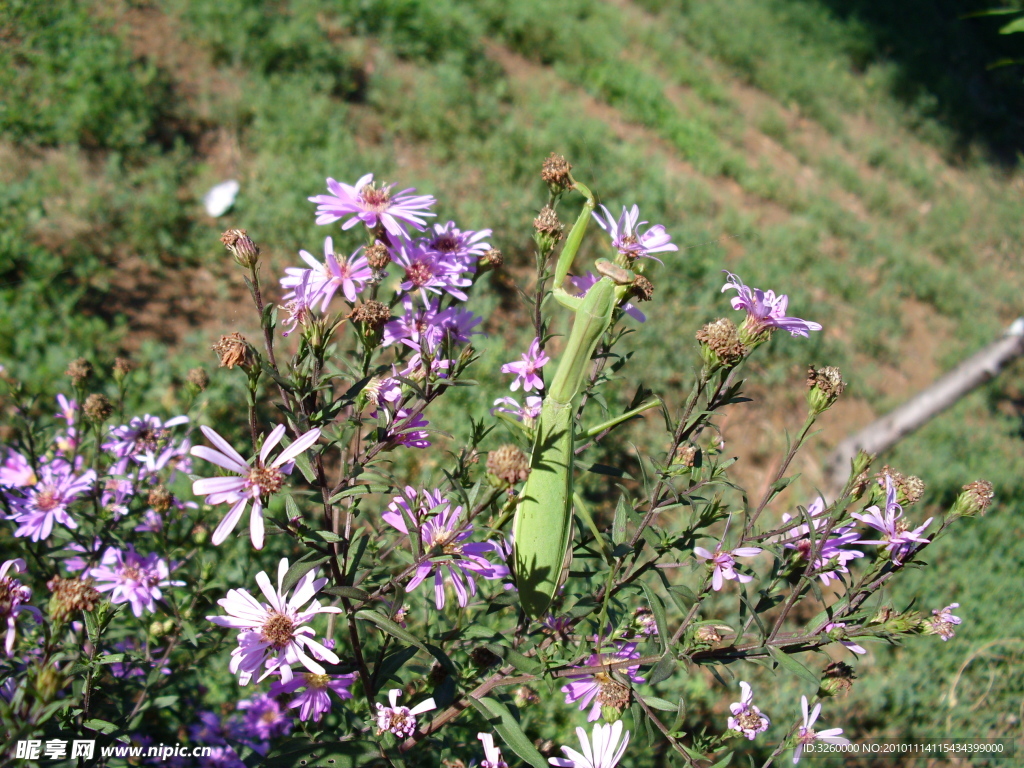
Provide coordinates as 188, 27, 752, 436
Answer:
3, 0, 1024, 760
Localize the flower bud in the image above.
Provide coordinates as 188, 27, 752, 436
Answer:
514, 686, 540, 708
65, 357, 93, 387
950, 480, 994, 518
112, 356, 134, 382
186, 367, 209, 392
806, 365, 845, 415
220, 228, 260, 268
83, 393, 113, 423
819, 661, 856, 697
486, 444, 530, 488
541, 152, 573, 193
212, 332, 255, 370
695, 318, 747, 370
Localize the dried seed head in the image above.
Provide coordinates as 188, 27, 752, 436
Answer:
349, 300, 392, 330
480, 248, 504, 269
429, 662, 448, 686
365, 241, 391, 271
470, 646, 501, 669
486, 444, 530, 486
83, 394, 113, 423
673, 444, 698, 468
595, 675, 631, 716
806, 365, 845, 415
953, 479, 994, 517
875, 465, 924, 506
533, 206, 564, 238
112, 357, 134, 380
148, 485, 174, 513
694, 625, 722, 645
820, 661, 856, 697
631, 275, 654, 302
695, 318, 747, 368
221, 228, 261, 267
212, 332, 254, 370
47, 576, 101, 621
186, 367, 210, 391
541, 152, 573, 192
901, 475, 926, 506
65, 358, 93, 387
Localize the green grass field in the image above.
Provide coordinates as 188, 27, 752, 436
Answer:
2, 0, 1023, 762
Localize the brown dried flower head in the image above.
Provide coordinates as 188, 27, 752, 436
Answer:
83, 393, 113, 423
65, 358, 93, 387
694, 625, 722, 644
695, 318, 746, 367
148, 485, 174, 513
541, 152, 573, 191
349, 300, 392, 330
479, 248, 504, 269
187, 367, 210, 391
533, 206, 564, 238
673, 444, 698, 468
487, 444, 530, 486
820, 661, 857, 697
113, 357, 134, 380
956, 479, 995, 517
47, 576, 101, 620
365, 241, 391, 271
806, 365, 845, 414
631, 275, 654, 302
212, 332, 254, 370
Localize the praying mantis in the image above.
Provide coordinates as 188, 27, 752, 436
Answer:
512, 180, 656, 618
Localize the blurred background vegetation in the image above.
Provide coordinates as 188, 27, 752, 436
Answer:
2, 0, 1023, 763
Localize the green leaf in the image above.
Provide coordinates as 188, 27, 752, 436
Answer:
180, 619, 199, 647
641, 695, 678, 712
262, 740, 376, 767
356, 610, 427, 653
468, 697, 547, 768
768, 646, 820, 686
1000, 16, 1024, 33
484, 643, 543, 675
281, 554, 330, 594
648, 654, 678, 686
640, 582, 670, 652
83, 718, 129, 743
323, 585, 369, 601
612, 495, 628, 545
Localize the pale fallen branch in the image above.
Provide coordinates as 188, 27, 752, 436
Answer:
826, 318, 1024, 494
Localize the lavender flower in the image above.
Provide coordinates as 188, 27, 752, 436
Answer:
926, 603, 961, 641
190, 424, 321, 549
0, 451, 35, 488
206, 557, 341, 685
722, 272, 822, 339
592, 204, 677, 264
477, 732, 508, 768
374, 688, 436, 737
560, 642, 645, 722
384, 493, 508, 609
88, 546, 184, 618
779, 498, 863, 586
104, 414, 189, 475
309, 174, 436, 236
280, 236, 372, 310
793, 696, 849, 764
424, 221, 492, 270
100, 477, 134, 519
851, 477, 931, 564
728, 681, 770, 740
693, 543, 762, 591
502, 338, 549, 392
0, 559, 42, 654
491, 396, 543, 427
270, 672, 356, 723
385, 409, 432, 450
549, 720, 630, 768
237, 693, 293, 740
569, 272, 645, 323
7, 459, 96, 541
280, 270, 318, 337
56, 394, 77, 424
383, 296, 482, 355
390, 237, 472, 304
823, 622, 866, 655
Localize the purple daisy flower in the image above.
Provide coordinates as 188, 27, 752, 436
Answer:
722, 272, 822, 339
88, 545, 184, 618
823, 622, 866, 655
383, 296, 482, 355
0, 450, 36, 488
190, 423, 321, 550
793, 696, 849, 764
280, 269, 318, 337
383, 486, 447, 533
778, 498, 863, 586
0, 559, 42, 655
390, 238, 472, 304
100, 476, 134, 519
374, 688, 436, 737
270, 672, 356, 723
424, 221, 492, 270
728, 681, 770, 740
206, 557, 341, 685
386, 409, 432, 450
477, 732, 508, 768
491, 396, 543, 426
501, 338, 549, 393
103, 414, 190, 475
560, 642, 645, 722
592, 204, 677, 264
693, 542, 762, 591
280, 236, 372, 311
7, 458, 96, 541
308, 174, 436, 236
200, 746, 245, 768
237, 693, 294, 740
55, 394, 77, 425
549, 720, 630, 768
569, 271, 646, 323
926, 602, 962, 641
385, 495, 509, 609
851, 477, 931, 565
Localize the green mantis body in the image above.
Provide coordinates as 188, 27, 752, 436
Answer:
513, 182, 638, 617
